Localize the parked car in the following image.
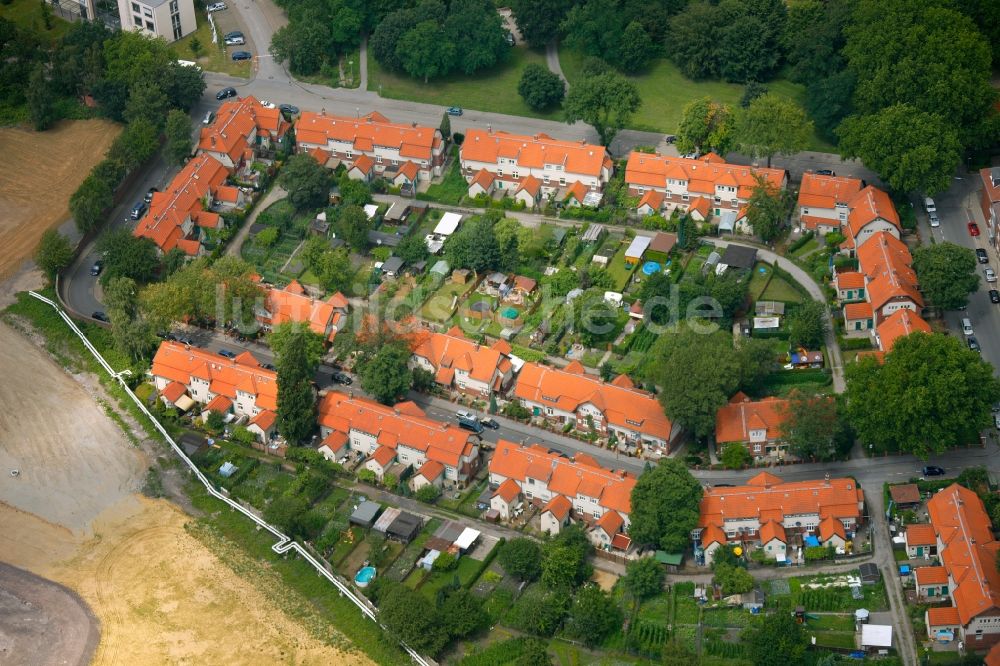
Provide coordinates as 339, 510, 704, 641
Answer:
921, 465, 946, 477
977, 248, 989, 264
446, 106, 463, 116
218, 349, 237, 359
457, 416, 484, 434
332, 371, 353, 385
89, 259, 103, 276
924, 197, 936, 214
815, 169, 836, 176
962, 318, 974, 336
92, 311, 109, 322
144, 186, 158, 203
224, 30, 243, 40
456, 410, 477, 421
202, 110, 215, 125
279, 103, 300, 118
968, 336, 981, 352
176, 336, 196, 346
258, 99, 276, 109
206, 2, 226, 11
231, 51, 252, 61
480, 417, 500, 430
261, 363, 275, 371
224, 36, 245, 46
995, 413, 1000, 430
969, 222, 981, 236
990, 289, 1000, 304
216, 87, 237, 100
504, 31, 515, 46
928, 212, 940, 228
986, 267, 997, 283
130, 201, 147, 220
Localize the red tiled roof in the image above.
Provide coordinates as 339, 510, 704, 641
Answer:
689, 196, 711, 218
462, 129, 608, 179
890, 484, 921, 505
257, 281, 347, 339
493, 478, 521, 503
928, 484, 1000, 625
637, 189, 664, 211
490, 439, 635, 515
516, 174, 542, 198
819, 515, 846, 542
565, 180, 589, 203
760, 520, 786, 544
319, 430, 349, 453
915, 566, 949, 586
701, 523, 727, 547
986, 642, 1000, 666
161, 380, 187, 403
906, 524, 937, 547
204, 394, 233, 414
595, 510, 624, 536
700, 474, 863, 531
471, 168, 495, 190
715, 395, 789, 444
411, 328, 510, 384
198, 95, 286, 164
317, 391, 475, 468
297, 111, 440, 161
857, 232, 922, 312
248, 409, 276, 431
514, 362, 672, 441
397, 161, 419, 180
798, 173, 863, 211
846, 185, 900, 238
625, 152, 785, 199
843, 301, 873, 321
927, 606, 961, 627
836, 271, 865, 290
370, 445, 395, 468
152, 341, 278, 411
351, 154, 374, 175
417, 459, 444, 482
877, 309, 931, 353
542, 494, 572, 520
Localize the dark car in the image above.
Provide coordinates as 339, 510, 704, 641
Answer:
922, 465, 946, 477
446, 106, 463, 116
130, 201, 147, 220
261, 362, 275, 371
216, 87, 237, 100
815, 169, 836, 176
176, 336, 196, 346
231, 51, 252, 61
218, 348, 237, 359
156, 331, 176, 340
89, 259, 103, 276
480, 417, 500, 430
144, 187, 158, 204
457, 418, 484, 434
968, 336, 981, 352
990, 290, 1000, 304
279, 103, 300, 118
332, 371, 353, 385
977, 248, 989, 264
92, 310, 109, 322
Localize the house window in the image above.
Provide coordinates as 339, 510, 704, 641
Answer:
131, 1, 139, 9
714, 196, 721, 204
753, 443, 762, 453
392, 159, 398, 166
546, 407, 553, 415
498, 169, 504, 177
376, 155, 382, 163
133, 15, 142, 25
681, 194, 689, 201
802, 208, 809, 215
145, 20, 154, 30
559, 178, 566, 186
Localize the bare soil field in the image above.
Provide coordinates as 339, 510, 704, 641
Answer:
0, 119, 120, 281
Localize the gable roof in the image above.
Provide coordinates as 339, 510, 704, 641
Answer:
493, 478, 521, 504
595, 510, 624, 536
462, 129, 608, 179
846, 186, 900, 238
317, 391, 475, 468
161, 380, 187, 403
760, 520, 787, 544
134, 153, 230, 254
514, 362, 672, 440
543, 494, 572, 521
410, 328, 511, 384
152, 341, 277, 410
836, 271, 865, 290
637, 189, 664, 211
819, 515, 846, 542
798, 173, 863, 210
417, 459, 444, 482
490, 439, 635, 515
296, 111, 441, 161
248, 409, 276, 431
371, 444, 395, 468
198, 95, 286, 164
927, 606, 962, 627
625, 152, 785, 199
700, 474, 863, 531
858, 232, 922, 312
844, 301, 873, 321
928, 484, 1000, 624
565, 180, 589, 203
915, 566, 949, 586
715, 395, 789, 444
258, 281, 347, 341
471, 167, 495, 190
876, 309, 931, 352
516, 174, 542, 197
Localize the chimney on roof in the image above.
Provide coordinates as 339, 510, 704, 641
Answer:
348, 390, 354, 399
412, 121, 416, 128
825, 473, 831, 486
487, 124, 492, 133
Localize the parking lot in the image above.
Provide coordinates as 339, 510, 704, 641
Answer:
206, 3, 257, 62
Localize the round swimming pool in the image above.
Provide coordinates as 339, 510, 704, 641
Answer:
355, 566, 376, 587
642, 261, 661, 275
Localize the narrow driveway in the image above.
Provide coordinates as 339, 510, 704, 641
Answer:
546, 41, 567, 85
225, 185, 286, 257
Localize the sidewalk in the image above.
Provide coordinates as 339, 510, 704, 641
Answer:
226, 185, 286, 257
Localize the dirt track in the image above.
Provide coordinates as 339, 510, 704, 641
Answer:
0, 120, 120, 281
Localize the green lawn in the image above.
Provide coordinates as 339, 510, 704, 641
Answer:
605, 243, 639, 291
298, 46, 361, 89
0, 0, 72, 42
171, 9, 252, 78
748, 262, 772, 300
420, 152, 468, 206
420, 281, 469, 321
759, 274, 805, 303
368, 46, 564, 121
559, 47, 835, 153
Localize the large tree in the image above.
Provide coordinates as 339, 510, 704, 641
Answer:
268, 322, 325, 371
780, 390, 847, 461
70, 172, 114, 233
786, 300, 829, 350
713, 562, 754, 594
563, 71, 642, 146
666, 2, 722, 80
279, 153, 331, 210
628, 458, 702, 552
444, 213, 503, 272
97, 229, 159, 285
518, 63, 565, 112
845, 333, 1000, 457
621, 556, 664, 601
564, 585, 622, 648
104, 276, 155, 361
509, 0, 573, 49
358, 341, 413, 404
541, 525, 592, 589
398, 20, 455, 83
164, 109, 192, 166
335, 204, 372, 252
275, 324, 317, 444
124, 80, 169, 130
912, 243, 979, 311
34, 229, 74, 280
837, 104, 962, 195
444, 0, 509, 76
745, 176, 792, 242
26, 63, 57, 131
734, 93, 812, 167
741, 612, 807, 666
498, 537, 543, 582
377, 583, 450, 656
676, 97, 734, 156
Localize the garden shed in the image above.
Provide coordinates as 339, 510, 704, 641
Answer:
350, 500, 382, 528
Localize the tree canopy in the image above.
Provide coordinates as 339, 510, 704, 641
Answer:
734, 93, 813, 168
498, 538, 543, 582
564, 585, 622, 647
518, 63, 566, 112
621, 556, 664, 601
279, 153, 331, 210
786, 300, 829, 350
845, 333, 1000, 457
628, 458, 702, 552
780, 390, 850, 461
97, 229, 159, 285
563, 71, 642, 146
742, 612, 807, 666
912, 243, 980, 311
745, 176, 792, 242
508, 0, 574, 49
357, 340, 413, 404
275, 324, 317, 444
34, 230, 74, 280
676, 97, 734, 156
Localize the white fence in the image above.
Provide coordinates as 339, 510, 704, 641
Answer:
26, 291, 433, 666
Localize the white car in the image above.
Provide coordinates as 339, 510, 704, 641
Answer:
987, 268, 997, 283
258, 99, 276, 109
224, 36, 245, 46
206, 2, 226, 11
929, 212, 940, 227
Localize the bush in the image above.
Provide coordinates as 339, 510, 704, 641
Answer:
433, 551, 458, 572
415, 484, 441, 503
804, 545, 836, 562
357, 469, 377, 485
787, 231, 814, 253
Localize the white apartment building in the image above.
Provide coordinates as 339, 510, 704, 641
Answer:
118, 0, 195, 43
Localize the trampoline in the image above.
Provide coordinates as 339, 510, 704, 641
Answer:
355, 566, 376, 587
642, 261, 661, 275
